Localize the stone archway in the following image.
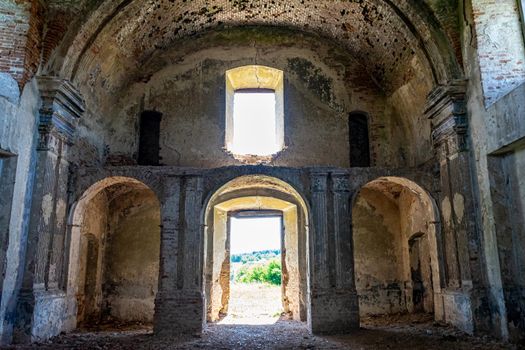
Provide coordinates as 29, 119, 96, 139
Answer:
65, 176, 161, 331
203, 175, 310, 325
352, 176, 444, 321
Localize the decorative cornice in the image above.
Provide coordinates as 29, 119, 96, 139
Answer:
424, 80, 468, 152
424, 80, 467, 121
37, 76, 85, 147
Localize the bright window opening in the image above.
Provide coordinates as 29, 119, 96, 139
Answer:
225, 65, 285, 161
231, 90, 278, 156
222, 215, 282, 325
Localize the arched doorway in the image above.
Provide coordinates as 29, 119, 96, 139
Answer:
203, 175, 310, 325
352, 177, 443, 321
65, 177, 161, 331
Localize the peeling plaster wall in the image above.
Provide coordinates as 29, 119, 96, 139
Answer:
487, 146, 525, 342
76, 191, 108, 325
0, 76, 39, 345
353, 188, 407, 316
103, 189, 160, 323
398, 189, 435, 314
353, 181, 437, 317
471, 0, 525, 107
386, 57, 436, 166
98, 30, 401, 168
461, 0, 525, 340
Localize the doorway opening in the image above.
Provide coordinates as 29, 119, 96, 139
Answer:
204, 175, 309, 328
224, 213, 283, 324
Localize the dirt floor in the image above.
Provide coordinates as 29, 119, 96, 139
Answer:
4, 284, 522, 349
219, 282, 283, 325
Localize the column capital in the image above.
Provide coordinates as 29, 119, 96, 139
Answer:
331, 172, 350, 193
310, 171, 328, 192
37, 76, 85, 149
425, 80, 468, 154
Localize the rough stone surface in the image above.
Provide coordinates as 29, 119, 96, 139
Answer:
1, 0, 525, 346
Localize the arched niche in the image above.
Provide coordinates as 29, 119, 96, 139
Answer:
65, 176, 161, 331
352, 176, 444, 320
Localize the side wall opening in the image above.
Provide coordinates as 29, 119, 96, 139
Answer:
66, 177, 161, 330
352, 177, 443, 319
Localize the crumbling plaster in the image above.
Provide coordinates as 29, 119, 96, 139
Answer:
0, 76, 40, 344
67, 28, 435, 169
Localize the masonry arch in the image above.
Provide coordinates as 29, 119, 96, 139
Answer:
203, 175, 310, 325
351, 176, 444, 321
65, 176, 161, 331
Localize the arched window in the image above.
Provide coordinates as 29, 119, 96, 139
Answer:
225, 65, 284, 159
349, 112, 370, 167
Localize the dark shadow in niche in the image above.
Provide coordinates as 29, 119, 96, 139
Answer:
349, 112, 370, 167
138, 111, 163, 166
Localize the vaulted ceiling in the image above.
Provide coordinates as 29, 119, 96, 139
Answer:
44, 0, 462, 94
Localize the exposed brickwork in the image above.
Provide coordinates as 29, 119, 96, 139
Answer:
427, 0, 463, 64
472, 0, 525, 107
0, 0, 42, 89
60, 0, 450, 93
23, 0, 43, 85
41, 8, 69, 67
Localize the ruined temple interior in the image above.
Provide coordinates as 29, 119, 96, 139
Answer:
0, 0, 524, 348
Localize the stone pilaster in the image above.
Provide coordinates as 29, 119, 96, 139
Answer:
331, 172, 354, 290
182, 176, 204, 290
154, 175, 204, 337
425, 80, 484, 334
309, 171, 359, 334
13, 76, 84, 343
309, 171, 330, 289
35, 76, 85, 290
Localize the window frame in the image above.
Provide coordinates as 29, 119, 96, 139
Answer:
225, 65, 284, 161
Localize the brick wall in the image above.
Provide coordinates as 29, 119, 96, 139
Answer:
472, 0, 525, 107
41, 9, 68, 67
0, 0, 43, 89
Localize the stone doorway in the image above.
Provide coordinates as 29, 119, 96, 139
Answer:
203, 175, 310, 327
222, 212, 283, 324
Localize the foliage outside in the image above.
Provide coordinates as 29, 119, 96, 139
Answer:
231, 249, 280, 263
231, 250, 282, 285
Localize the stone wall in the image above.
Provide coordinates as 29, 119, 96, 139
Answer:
83, 29, 410, 169
104, 189, 160, 323
0, 75, 40, 345
462, 0, 525, 341
353, 187, 407, 316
